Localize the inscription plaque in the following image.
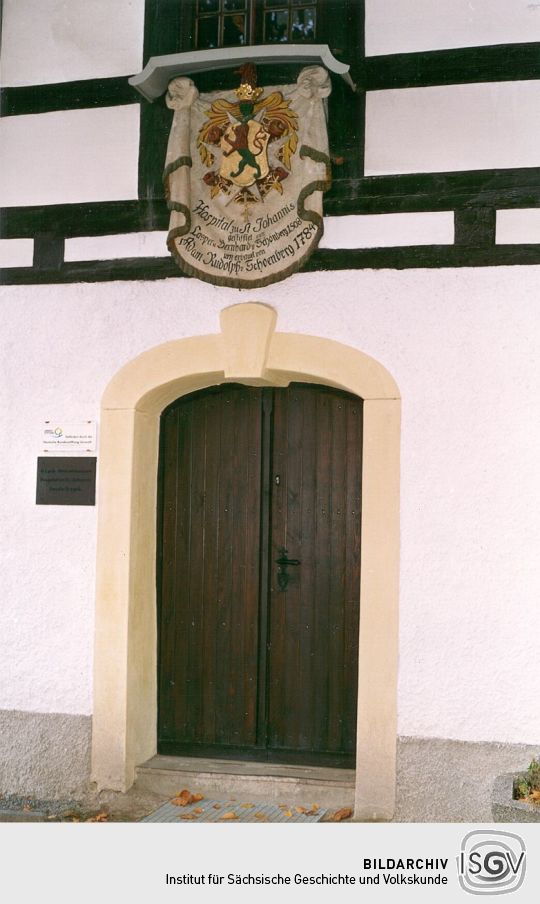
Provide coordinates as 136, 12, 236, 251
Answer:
36, 457, 96, 506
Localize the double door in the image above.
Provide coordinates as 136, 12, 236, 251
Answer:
158, 382, 362, 767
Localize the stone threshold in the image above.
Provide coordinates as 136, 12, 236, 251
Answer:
135, 755, 355, 809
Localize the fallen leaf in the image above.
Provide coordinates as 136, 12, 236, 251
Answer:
295, 807, 307, 814
530, 790, 540, 802
180, 813, 195, 820
255, 812, 267, 819
241, 803, 255, 809
192, 793, 204, 803
220, 812, 238, 820
213, 804, 221, 810
329, 807, 352, 822
87, 811, 109, 823
312, 804, 320, 811
172, 789, 195, 807
284, 810, 293, 818
193, 807, 204, 814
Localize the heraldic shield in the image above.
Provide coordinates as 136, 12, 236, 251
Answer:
220, 119, 271, 188
164, 64, 332, 288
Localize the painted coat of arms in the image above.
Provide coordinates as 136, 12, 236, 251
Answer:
164, 64, 331, 288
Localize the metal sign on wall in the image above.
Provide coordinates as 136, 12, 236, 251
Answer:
42, 421, 97, 453
164, 64, 331, 288
36, 457, 97, 506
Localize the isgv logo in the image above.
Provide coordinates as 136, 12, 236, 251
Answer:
458, 830, 526, 895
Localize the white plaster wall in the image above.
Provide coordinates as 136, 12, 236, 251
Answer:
497, 209, 540, 244
0, 239, 34, 268
0, 106, 140, 207
65, 233, 170, 262
365, 0, 540, 55
320, 212, 454, 248
62, 214, 455, 262
2, 267, 540, 747
0, 0, 145, 86
366, 81, 540, 175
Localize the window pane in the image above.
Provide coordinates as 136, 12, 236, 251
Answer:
223, 13, 247, 45
265, 1, 286, 7
198, 0, 220, 12
291, 7, 315, 40
197, 15, 220, 48
265, 10, 289, 41
224, 0, 245, 9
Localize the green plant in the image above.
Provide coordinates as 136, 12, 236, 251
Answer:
514, 777, 529, 800
527, 757, 540, 793
514, 757, 540, 800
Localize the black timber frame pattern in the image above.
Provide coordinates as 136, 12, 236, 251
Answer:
1, 0, 540, 284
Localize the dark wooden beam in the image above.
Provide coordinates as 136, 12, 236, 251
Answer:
33, 233, 65, 269
365, 42, 540, 91
0, 200, 163, 240
2, 166, 539, 240
0, 76, 139, 117
454, 209, 496, 246
2, 41, 539, 119
2, 244, 540, 286
326, 166, 540, 214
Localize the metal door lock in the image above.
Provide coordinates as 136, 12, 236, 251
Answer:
275, 546, 300, 591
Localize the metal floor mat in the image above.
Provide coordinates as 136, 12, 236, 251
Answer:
141, 798, 328, 823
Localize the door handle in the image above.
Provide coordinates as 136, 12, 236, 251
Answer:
275, 547, 300, 591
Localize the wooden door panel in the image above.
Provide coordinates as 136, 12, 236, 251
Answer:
267, 385, 362, 760
158, 385, 263, 751
158, 382, 362, 766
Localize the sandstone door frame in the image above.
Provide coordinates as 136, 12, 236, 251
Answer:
90, 302, 401, 820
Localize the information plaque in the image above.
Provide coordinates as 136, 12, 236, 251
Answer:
36, 457, 96, 506
42, 421, 97, 453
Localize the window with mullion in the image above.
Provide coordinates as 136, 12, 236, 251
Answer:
260, 0, 317, 44
196, 0, 252, 49
194, 0, 318, 49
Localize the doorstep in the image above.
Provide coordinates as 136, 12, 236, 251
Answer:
135, 755, 355, 809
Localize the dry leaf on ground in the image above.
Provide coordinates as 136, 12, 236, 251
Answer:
329, 807, 352, 822
220, 811, 238, 820
172, 789, 197, 807
87, 811, 109, 823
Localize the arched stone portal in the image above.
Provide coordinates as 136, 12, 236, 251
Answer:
91, 302, 400, 820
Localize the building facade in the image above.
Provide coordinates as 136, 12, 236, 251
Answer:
1, 0, 540, 821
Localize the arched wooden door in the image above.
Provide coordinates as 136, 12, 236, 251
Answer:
157, 382, 362, 767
